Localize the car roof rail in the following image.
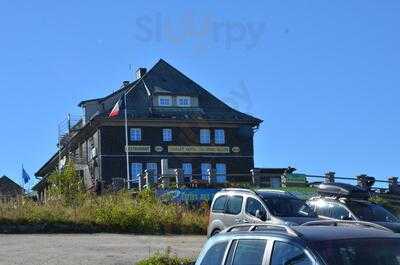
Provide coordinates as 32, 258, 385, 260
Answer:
220, 188, 256, 194
225, 223, 300, 237
301, 220, 392, 232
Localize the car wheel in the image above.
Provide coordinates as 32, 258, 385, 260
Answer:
211, 229, 221, 237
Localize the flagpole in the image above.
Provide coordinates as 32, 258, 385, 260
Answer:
124, 93, 131, 190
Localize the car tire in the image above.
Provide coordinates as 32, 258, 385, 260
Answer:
211, 229, 221, 237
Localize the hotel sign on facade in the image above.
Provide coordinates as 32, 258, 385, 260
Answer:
168, 146, 230, 154
126, 145, 232, 154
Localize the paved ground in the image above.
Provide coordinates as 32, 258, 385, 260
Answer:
0, 234, 206, 265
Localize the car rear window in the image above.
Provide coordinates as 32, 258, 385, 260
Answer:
312, 238, 400, 265
212, 195, 227, 213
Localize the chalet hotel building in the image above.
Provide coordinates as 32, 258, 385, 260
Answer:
34, 59, 262, 194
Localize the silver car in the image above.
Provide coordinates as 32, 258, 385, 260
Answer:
207, 188, 318, 238
196, 222, 400, 265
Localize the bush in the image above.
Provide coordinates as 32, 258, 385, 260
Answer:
0, 190, 208, 234
136, 253, 194, 265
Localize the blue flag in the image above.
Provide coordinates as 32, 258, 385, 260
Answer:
22, 166, 30, 184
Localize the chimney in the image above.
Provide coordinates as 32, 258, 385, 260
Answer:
122, 81, 130, 87
136, 68, 147, 80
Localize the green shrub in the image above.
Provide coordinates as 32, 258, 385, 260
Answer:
136, 253, 194, 265
0, 190, 208, 234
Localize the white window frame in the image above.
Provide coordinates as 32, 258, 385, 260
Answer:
158, 95, 172, 106
162, 128, 172, 142
130, 128, 142, 141
146, 163, 158, 183
201, 163, 212, 181
216, 163, 227, 183
131, 163, 143, 183
215, 129, 225, 144
177, 96, 191, 107
200, 129, 211, 144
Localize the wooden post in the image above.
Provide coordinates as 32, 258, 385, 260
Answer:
175, 169, 184, 189
325, 171, 335, 184
161, 159, 169, 189
144, 169, 151, 189
207, 168, 216, 185
388, 177, 399, 194
251, 169, 261, 186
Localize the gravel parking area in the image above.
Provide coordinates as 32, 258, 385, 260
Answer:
0, 234, 206, 265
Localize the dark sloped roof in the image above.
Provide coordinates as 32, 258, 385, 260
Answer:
0, 175, 23, 193
78, 79, 140, 107
97, 59, 262, 124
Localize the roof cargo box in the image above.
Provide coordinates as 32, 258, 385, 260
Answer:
317, 183, 369, 199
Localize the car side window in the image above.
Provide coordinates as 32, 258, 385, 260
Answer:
226, 239, 267, 265
200, 241, 228, 265
245, 197, 267, 218
271, 241, 314, 265
331, 203, 352, 220
212, 196, 227, 213
225, 196, 243, 215
314, 200, 331, 217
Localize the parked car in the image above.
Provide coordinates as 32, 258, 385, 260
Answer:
308, 183, 400, 232
196, 222, 400, 265
207, 188, 319, 237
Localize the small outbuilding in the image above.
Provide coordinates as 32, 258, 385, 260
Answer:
0, 175, 23, 203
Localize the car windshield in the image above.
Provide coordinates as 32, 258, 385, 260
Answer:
347, 202, 399, 223
261, 196, 317, 217
312, 238, 400, 265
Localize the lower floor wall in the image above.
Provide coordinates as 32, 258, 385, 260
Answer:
100, 155, 254, 185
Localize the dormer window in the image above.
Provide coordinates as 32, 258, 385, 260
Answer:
159, 96, 172, 106
177, 96, 191, 107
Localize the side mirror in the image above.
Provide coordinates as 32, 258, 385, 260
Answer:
256, 210, 267, 221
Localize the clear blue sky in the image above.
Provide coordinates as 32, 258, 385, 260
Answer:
1, 1, 399, 187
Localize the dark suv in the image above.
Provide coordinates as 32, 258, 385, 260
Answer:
195, 222, 400, 265
308, 183, 400, 232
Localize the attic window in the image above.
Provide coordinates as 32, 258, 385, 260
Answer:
177, 96, 191, 107
159, 96, 172, 106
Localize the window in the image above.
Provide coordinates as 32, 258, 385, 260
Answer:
215, 129, 225, 144
130, 163, 143, 183
212, 195, 227, 213
200, 241, 228, 265
271, 241, 313, 265
162, 128, 172, 142
347, 201, 399, 222
312, 238, 400, 265
330, 203, 352, 220
313, 200, 332, 217
177, 96, 191, 107
130, 128, 141, 141
215, 163, 226, 183
158, 95, 172, 106
200, 129, 210, 144
182, 163, 192, 181
146, 163, 158, 183
246, 198, 267, 219
226, 196, 243, 215
230, 240, 267, 265
201, 163, 211, 180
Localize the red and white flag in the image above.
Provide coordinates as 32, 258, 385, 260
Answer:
109, 98, 123, 117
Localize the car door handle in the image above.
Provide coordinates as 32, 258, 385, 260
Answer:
235, 218, 241, 224
242, 219, 249, 223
